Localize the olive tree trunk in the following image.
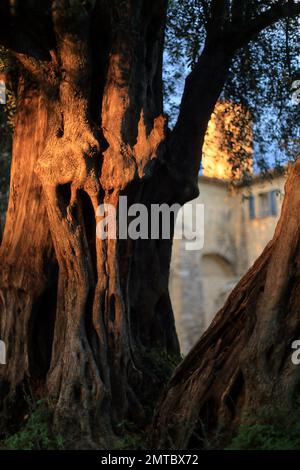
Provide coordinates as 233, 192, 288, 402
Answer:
0, 0, 186, 448
152, 161, 300, 449
2, 0, 289, 449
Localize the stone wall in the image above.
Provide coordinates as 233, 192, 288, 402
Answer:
170, 173, 286, 354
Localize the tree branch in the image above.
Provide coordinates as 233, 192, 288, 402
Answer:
51, 0, 95, 127
167, 40, 234, 203
169, 0, 300, 204
0, 0, 54, 59
205, 0, 231, 38
233, 1, 300, 47
231, 0, 247, 24
0, 1, 59, 87
13, 53, 58, 89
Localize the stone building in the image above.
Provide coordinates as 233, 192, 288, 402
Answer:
170, 103, 286, 354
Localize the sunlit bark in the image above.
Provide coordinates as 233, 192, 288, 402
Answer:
1, 0, 300, 449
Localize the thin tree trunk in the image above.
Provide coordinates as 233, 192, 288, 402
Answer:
152, 161, 300, 449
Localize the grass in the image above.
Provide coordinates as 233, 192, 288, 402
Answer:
0, 399, 64, 450
227, 402, 300, 450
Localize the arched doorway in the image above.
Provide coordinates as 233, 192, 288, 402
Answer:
201, 253, 236, 328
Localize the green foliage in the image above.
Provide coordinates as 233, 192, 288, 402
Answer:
0, 46, 16, 132
139, 348, 182, 423
0, 46, 10, 74
3, 87, 16, 132
111, 349, 181, 451
227, 403, 300, 450
0, 125, 12, 225
0, 149, 10, 212
164, 1, 300, 173
142, 348, 181, 383
113, 421, 147, 450
0, 400, 65, 450
0, 47, 14, 224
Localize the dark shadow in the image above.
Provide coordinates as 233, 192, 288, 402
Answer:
28, 264, 58, 379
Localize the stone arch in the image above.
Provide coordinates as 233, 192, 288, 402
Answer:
201, 253, 236, 329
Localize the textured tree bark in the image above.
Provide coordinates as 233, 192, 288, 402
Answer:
0, 78, 56, 421
2, 0, 288, 449
0, 0, 185, 448
152, 161, 300, 449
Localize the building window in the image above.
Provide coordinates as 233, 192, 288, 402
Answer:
248, 195, 255, 220
258, 190, 278, 218
269, 190, 278, 216
259, 192, 269, 217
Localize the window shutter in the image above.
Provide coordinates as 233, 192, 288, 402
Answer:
269, 190, 277, 216
249, 195, 255, 219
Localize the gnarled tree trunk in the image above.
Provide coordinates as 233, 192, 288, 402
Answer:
2, 0, 298, 450
152, 161, 300, 449
0, 0, 233, 446
0, 1, 183, 447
